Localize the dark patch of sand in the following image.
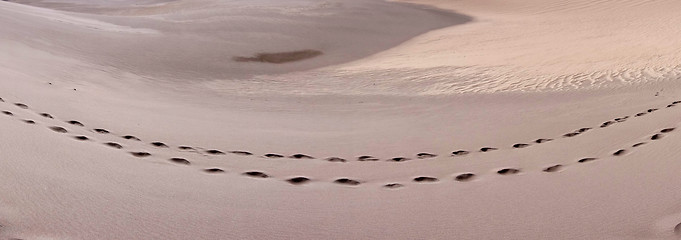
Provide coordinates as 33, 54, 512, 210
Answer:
233, 50, 323, 64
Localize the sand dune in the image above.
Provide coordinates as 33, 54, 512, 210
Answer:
4, 0, 681, 239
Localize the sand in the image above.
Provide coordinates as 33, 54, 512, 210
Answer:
3, 0, 681, 239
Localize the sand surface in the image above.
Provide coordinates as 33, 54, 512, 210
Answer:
3, 0, 681, 239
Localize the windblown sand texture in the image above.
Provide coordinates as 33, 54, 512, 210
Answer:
3, 0, 681, 239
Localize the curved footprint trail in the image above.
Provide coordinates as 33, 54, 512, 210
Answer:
2, 96, 680, 189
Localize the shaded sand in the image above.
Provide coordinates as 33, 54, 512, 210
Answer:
4, 0, 681, 239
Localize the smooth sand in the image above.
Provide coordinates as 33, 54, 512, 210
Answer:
3, 0, 681, 239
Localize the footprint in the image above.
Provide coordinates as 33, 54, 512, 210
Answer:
613, 149, 627, 156
577, 128, 591, 133
480, 147, 498, 152
632, 142, 646, 147
383, 183, 404, 189
668, 104, 675, 108
326, 157, 346, 162
73, 136, 89, 141
543, 164, 563, 172
417, 153, 437, 159
93, 129, 110, 134
287, 177, 310, 185
40, 113, 53, 119
122, 136, 140, 141
454, 173, 475, 182
388, 157, 410, 162
413, 176, 439, 182
229, 151, 253, 156
661, 128, 675, 133
243, 171, 269, 178
614, 117, 628, 122
264, 153, 285, 158
14, 103, 28, 109
151, 142, 169, 148
563, 132, 579, 137
647, 108, 658, 113
67, 120, 84, 126
651, 134, 663, 140
512, 143, 530, 148
497, 168, 520, 175
130, 152, 151, 157
23, 120, 35, 124
49, 126, 68, 133
204, 168, 225, 173
2, 111, 13, 116
635, 112, 647, 117
535, 138, 553, 144
452, 150, 470, 156
290, 154, 314, 159
334, 178, 361, 186
675, 223, 681, 236
206, 150, 225, 155
577, 157, 597, 163
104, 142, 123, 149
600, 121, 615, 128
169, 158, 191, 165
178, 146, 195, 150
358, 155, 379, 161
